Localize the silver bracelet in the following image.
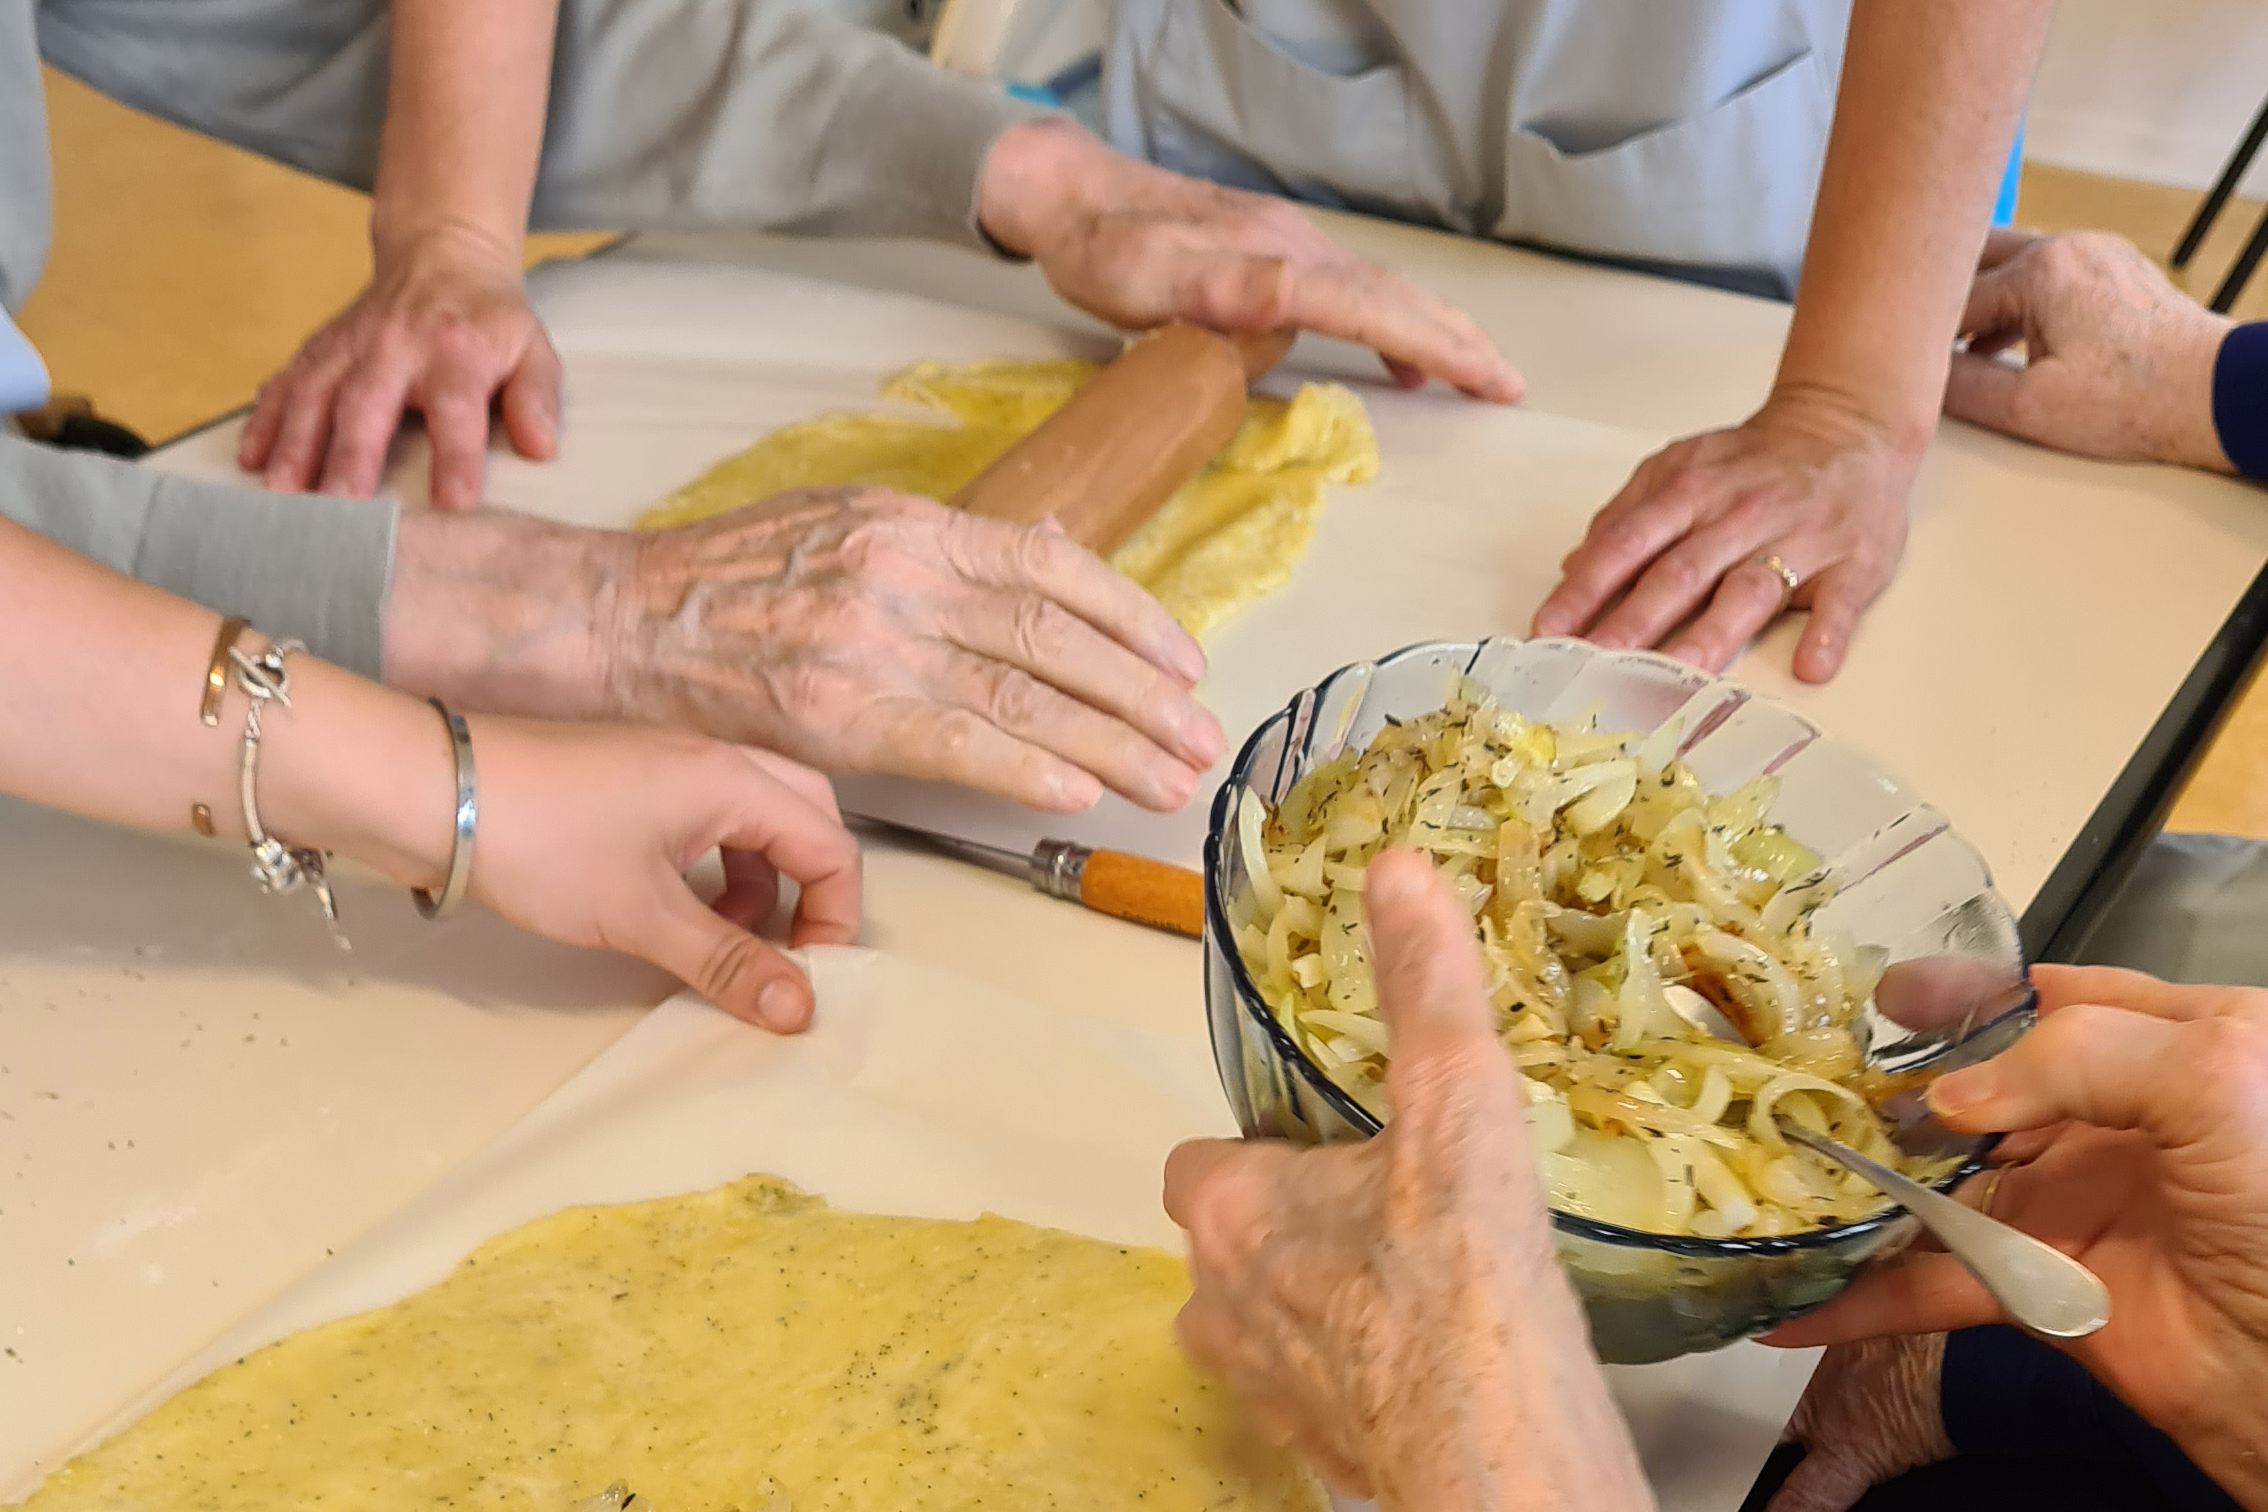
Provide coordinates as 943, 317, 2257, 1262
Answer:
413, 699, 477, 919
230, 638, 350, 952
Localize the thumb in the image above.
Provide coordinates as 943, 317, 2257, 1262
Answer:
1942, 349, 2038, 436
1928, 1001, 2189, 1140
499, 336, 563, 461
1766, 1446, 1877, 1512
1977, 225, 2041, 272
1190, 254, 1294, 332
1363, 847, 1499, 1074
637, 876, 817, 1033
1955, 258, 2031, 348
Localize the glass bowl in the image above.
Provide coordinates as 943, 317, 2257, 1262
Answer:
1200, 637, 2035, 1364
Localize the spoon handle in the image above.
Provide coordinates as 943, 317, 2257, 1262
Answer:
1780, 1124, 2111, 1339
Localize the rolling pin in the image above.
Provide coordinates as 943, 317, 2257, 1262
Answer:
847, 812, 1205, 938
949, 322, 1297, 554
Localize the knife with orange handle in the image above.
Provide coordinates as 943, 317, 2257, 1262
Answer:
847, 812, 1205, 939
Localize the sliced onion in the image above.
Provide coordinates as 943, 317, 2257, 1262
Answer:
1238, 788, 1283, 919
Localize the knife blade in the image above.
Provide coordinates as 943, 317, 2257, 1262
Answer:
845, 812, 1205, 938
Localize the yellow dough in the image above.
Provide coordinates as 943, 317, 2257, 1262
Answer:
638, 358, 1380, 640
24, 1175, 1322, 1512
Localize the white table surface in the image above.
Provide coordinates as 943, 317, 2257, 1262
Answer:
7, 208, 2266, 1505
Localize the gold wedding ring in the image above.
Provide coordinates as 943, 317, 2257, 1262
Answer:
1756, 554, 1801, 604
1969, 1163, 2015, 1219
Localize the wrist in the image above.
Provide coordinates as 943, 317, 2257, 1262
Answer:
369, 210, 525, 279
2164, 1364, 2268, 1512
385, 511, 630, 723
255, 652, 454, 894
1371, 1269, 1653, 1512
1760, 379, 1937, 463
975, 116, 1098, 260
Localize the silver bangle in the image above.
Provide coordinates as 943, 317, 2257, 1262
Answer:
231, 637, 350, 952
413, 699, 477, 919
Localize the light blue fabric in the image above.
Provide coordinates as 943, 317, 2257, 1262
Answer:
0, 303, 47, 414
1102, 0, 1853, 301
1993, 120, 2024, 227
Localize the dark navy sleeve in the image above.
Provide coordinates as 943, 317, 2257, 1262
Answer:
1940, 1325, 2241, 1512
2213, 321, 2268, 482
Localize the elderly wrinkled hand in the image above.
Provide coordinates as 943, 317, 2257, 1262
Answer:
1162, 848, 1653, 1512
1767, 964, 2268, 1509
604, 486, 1224, 814
1945, 229, 2234, 471
240, 223, 561, 511
979, 119, 1522, 404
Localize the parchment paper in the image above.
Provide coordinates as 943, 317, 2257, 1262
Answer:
14, 946, 1811, 1511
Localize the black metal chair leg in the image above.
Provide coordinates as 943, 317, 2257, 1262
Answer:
2209, 201, 2268, 314
2174, 93, 2268, 272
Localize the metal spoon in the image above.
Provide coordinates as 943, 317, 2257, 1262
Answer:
1660, 986, 2111, 1338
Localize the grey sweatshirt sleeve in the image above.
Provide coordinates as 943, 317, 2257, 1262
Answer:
532, 5, 1049, 248
35, 0, 1045, 254
0, 435, 398, 679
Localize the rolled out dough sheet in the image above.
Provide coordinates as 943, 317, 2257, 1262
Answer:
23, 1170, 1322, 1512
638, 358, 1380, 640
7, 948, 1810, 1512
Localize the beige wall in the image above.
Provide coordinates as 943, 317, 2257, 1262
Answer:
2029, 0, 2268, 194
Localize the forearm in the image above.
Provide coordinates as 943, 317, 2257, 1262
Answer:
382, 510, 622, 721
371, 0, 559, 260
1375, 1282, 1653, 1512
1779, 0, 2052, 442
1, 435, 395, 677
528, 6, 1038, 247
0, 519, 451, 891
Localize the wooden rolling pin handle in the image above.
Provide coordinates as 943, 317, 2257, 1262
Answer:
1077, 848, 1207, 939
948, 321, 1298, 557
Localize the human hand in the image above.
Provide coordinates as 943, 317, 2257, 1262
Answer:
1945, 229, 2234, 472
239, 221, 562, 510
977, 118, 1521, 402
1531, 389, 1922, 683
1162, 849, 1653, 1512
601, 487, 1224, 813
462, 718, 860, 1032
1766, 1335, 1952, 1512
1766, 965, 2268, 1506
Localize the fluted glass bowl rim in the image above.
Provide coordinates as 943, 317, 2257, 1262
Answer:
1202, 636, 2014, 1260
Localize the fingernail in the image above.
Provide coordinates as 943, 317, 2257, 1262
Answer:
1052, 768, 1104, 812
1186, 707, 1227, 766
1533, 611, 1571, 638
1929, 1065, 1993, 1115
1663, 641, 1701, 666
1171, 637, 1208, 686
1153, 761, 1202, 812
755, 979, 802, 1033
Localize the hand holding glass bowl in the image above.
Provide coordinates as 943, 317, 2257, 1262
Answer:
1200, 637, 2033, 1364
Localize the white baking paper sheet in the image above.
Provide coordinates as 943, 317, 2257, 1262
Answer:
14, 946, 1810, 1511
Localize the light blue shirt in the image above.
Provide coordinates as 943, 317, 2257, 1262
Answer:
0, 304, 46, 414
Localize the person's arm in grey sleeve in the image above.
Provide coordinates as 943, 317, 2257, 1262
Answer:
0, 435, 396, 677
239, 0, 1516, 506
533, 5, 1038, 248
